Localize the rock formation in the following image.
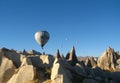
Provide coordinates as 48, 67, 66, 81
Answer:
55, 49, 61, 59
7, 65, 36, 83
85, 57, 97, 68
0, 56, 16, 83
0, 47, 120, 83
61, 54, 65, 59
97, 47, 120, 71
66, 46, 78, 66
28, 54, 54, 70
0, 48, 21, 68
65, 52, 70, 59
27, 50, 41, 55
51, 58, 72, 83
69, 46, 78, 61
20, 55, 32, 67
74, 63, 86, 75
117, 58, 120, 65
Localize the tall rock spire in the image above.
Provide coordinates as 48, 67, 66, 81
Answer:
55, 49, 61, 59
69, 46, 78, 66
65, 52, 70, 60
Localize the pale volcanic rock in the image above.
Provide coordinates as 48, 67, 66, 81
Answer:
20, 55, 32, 67
0, 56, 16, 83
85, 57, 97, 68
97, 47, 119, 70
28, 54, 54, 69
7, 65, 36, 83
51, 58, 72, 83
0, 48, 21, 68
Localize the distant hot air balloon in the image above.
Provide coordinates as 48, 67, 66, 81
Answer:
76, 40, 78, 44
35, 30, 50, 49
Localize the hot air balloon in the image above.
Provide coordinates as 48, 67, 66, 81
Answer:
35, 30, 50, 49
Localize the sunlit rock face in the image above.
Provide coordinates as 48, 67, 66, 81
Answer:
0, 56, 16, 83
0, 48, 21, 68
51, 58, 72, 83
97, 47, 120, 71
7, 65, 36, 83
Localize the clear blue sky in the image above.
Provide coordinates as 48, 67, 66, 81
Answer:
0, 0, 120, 56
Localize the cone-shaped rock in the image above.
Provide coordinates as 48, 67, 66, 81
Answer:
22, 49, 27, 55
65, 52, 70, 60
55, 49, 61, 59
85, 57, 97, 68
69, 46, 78, 66
85, 58, 92, 68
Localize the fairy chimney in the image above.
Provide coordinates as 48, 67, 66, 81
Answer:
69, 46, 78, 66
55, 49, 61, 59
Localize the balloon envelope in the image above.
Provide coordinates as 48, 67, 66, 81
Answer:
35, 31, 50, 49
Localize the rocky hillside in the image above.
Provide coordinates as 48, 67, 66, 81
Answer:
0, 47, 120, 83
